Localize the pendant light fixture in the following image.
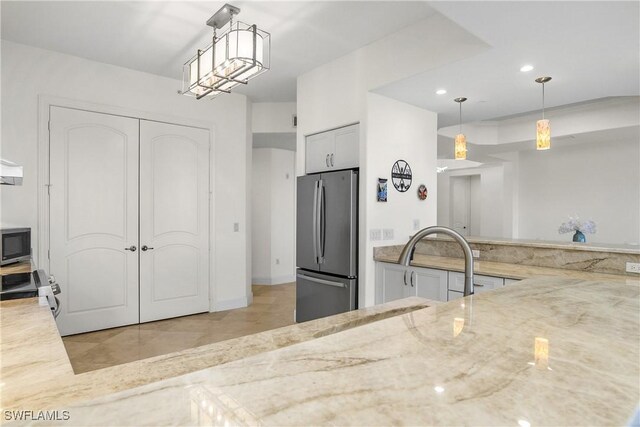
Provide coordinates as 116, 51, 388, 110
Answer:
535, 76, 552, 150
182, 3, 271, 100
454, 97, 467, 160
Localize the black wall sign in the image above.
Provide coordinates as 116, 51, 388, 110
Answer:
391, 160, 412, 192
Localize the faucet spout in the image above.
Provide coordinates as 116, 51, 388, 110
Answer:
398, 226, 474, 296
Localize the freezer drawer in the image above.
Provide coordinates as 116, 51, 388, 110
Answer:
296, 269, 356, 323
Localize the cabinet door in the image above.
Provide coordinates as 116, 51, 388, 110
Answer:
139, 120, 210, 323
413, 267, 448, 302
306, 132, 334, 173
379, 263, 410, 303
333, 124, 359, 170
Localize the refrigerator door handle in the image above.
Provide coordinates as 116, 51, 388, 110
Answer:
317, 179, 324, 263
320, 181, 326, 261
312, 180, 319, 263
296, 273, 346, 288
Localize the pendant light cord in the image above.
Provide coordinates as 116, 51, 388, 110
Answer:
542, 82, 545, 120
459, 101, 462, 134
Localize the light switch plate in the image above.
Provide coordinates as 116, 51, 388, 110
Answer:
626, 262, 640, 274
413, 219, 420, 231
370, 229, 382, 241
233, 222, 239, 232
383, 229, 394, 240
472, 250, 480, 258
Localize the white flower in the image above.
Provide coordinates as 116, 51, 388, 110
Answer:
558, 216, 597, 234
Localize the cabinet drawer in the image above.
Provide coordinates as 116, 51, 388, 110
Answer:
448, 290, 464, 301
448, 271, 504, 293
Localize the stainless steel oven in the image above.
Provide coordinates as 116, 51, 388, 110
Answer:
1, 228, 31, 266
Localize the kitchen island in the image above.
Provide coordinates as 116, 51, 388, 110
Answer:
18, 276, 639, 426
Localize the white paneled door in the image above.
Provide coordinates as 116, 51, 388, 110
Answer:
50, 108, 210, 335
139, 120, 210, 323
50, 107, 140, 336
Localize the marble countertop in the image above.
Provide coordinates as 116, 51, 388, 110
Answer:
375, 252, 639, 283
33, 277, 640, 426
0, 296, 432, 412
418, 235, 640, 254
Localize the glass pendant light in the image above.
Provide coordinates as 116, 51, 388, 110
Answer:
535, 76, 552, 150
454, 97, 467, 160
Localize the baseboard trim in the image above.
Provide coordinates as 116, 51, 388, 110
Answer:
212, 296, 250, 312
252, 275, 296, 285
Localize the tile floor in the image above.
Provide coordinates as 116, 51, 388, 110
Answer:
62, 283, 295, 374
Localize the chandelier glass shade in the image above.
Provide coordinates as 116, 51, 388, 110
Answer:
454, 133, 467, 160
536, 119, 551, 150
183, 16, 270, 99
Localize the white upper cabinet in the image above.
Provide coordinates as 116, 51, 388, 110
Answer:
305, 123, 359, 173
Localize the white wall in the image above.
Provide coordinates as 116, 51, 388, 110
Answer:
252, 102, 297, 133
517, 137, 640, 244
364, 93, 438, 305
251, 148, 295, 284
0, 40, 252, 311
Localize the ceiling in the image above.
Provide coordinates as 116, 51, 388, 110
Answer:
374, 1, 640, 127
2, 1, 637, 125
0, 1, 435, 102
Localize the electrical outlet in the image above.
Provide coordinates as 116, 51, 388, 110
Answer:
626, 262, 640, 274
233, 222, 239, 232
472, 250, 480, 258
275, 258, 280, 265
413, 219, 420, 231
370, 229, 382, 241
383, 229, 394, 240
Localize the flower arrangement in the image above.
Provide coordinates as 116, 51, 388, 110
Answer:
558, 216, 597, 235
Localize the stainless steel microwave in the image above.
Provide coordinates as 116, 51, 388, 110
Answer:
1, 228, 31, 265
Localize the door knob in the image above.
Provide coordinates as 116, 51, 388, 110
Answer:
141, 245, 154, 251
125, 245, 137, 252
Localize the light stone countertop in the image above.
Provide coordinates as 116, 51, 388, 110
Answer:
375, 252, 640, 283
0, 296, 432, 413
419, 235, 640, 254
21, 276, 640, 426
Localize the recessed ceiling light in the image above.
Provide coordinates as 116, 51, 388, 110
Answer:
520, 65, 534, 72
436, 89, 447, 95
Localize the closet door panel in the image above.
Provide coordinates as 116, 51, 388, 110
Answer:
139, 120, 210, 322
49, 107, 140, 336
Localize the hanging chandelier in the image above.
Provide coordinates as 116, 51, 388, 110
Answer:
182, 4, 271, 100
454, 97, 467, 160
535, 76, 552, 150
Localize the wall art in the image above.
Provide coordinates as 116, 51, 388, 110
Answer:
377, 178, 388, 202
417, 184, 428, 200
391, 160, 412, 192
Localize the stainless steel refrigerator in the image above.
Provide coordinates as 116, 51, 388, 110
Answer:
296, 169, 358, 323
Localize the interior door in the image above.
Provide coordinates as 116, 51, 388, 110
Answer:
451, 176, 470, 237
49, 107, 140, 336
139, 120, 210, 322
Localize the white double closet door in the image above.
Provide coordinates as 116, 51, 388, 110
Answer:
49, 107, 210, 336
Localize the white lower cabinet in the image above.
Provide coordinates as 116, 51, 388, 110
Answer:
376, 262, 447, 304
376, 262, 516, 305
